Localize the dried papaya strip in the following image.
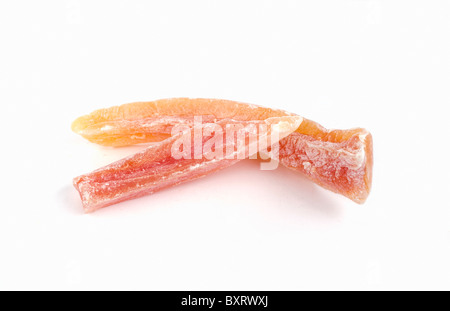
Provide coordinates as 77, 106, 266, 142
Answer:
74, 116, 302, 213
71, 98, 293, 147
72, 98, 373, 204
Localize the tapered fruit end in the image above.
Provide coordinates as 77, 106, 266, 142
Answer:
71, 114, 122, 147
71, 115, 90, 135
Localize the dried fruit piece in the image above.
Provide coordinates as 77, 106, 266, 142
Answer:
73, 116, 302, 213
278, 128, 372, 204
71, 98, 294, 147
72, 98, 373, 203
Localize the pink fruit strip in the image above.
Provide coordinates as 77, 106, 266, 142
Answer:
73, 116, 302, 213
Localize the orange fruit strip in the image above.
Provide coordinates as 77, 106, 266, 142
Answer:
73, 116, 302, 213
72, 98, 373, 204
71, 98, 293, 147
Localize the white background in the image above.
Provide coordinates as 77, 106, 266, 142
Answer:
0, 0, 449, 290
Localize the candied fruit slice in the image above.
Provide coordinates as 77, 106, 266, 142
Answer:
71, 98, 293, 147
73, 116, 302, 213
